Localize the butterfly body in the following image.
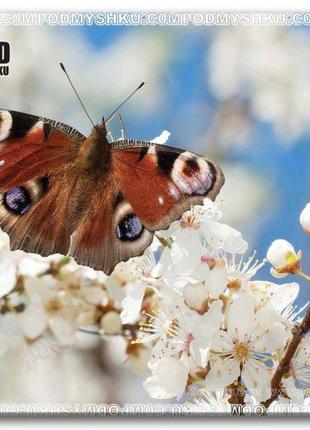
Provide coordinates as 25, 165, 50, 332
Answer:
75, 123, 111, 173
0, 109, 225, 274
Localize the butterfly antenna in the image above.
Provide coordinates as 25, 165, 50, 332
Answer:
59, 62, 98, 131
105, 82, 145, 126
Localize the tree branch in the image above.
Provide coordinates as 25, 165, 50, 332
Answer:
261, 304, 310, 409
228, 378, 245, 407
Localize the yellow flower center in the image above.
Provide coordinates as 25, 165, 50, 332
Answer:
180, 213, 199, 230
275, 250, 301, 275
45, 297, 63, 313
234, 342, 250, 362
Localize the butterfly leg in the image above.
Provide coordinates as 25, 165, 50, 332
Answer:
107, 129, 114, 142
118, 113, 126, 140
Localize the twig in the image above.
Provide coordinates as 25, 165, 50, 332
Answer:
228, 378, 245, 407
261, 304, 310, 409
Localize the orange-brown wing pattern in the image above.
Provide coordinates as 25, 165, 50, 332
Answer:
0, 112, 224, 276
0, 109, 86, 255
68, 173, 154, 274
0, 109, 84, 190
112, 140, 225, 231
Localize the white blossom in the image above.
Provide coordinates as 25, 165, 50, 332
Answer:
206, 295, 287, 401
138, 287, 222, 368
266, 239, 301, 277
300, 203, 310, 234
192, 389, 232, 414
244, 280, 299, 317
287, 335, 310, 388
150, 130, 171, 144
100, 311, 122, 335
0, 255, 16, 298
224, 252, 265, 281
120, 283, 147, 324
143, 356, 189, 399
0, 229, 10, 253
19, 296, 76, 346
0, 189, 309, 410
127, 344, 151, 375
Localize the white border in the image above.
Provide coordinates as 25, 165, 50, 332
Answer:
1, 0, 310, 12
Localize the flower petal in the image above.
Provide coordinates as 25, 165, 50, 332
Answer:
0, 229, 10, 252
49, 317, 76, 346
183, 282, 209, 311
171, 229, 201, 276
211, 330, 234, 354
191, 261, 211, 282
201, 220, 248, 254
205, 357, 240, 391
191, 301, 224, 366
152, 247, 172, 278
19, 306, 48, 340
120, 283, 147, 324
242, 357, 272, 402
252, 323, 288, 353
228, 295, 256, 342
143, 356, 188, 399
0, 256, 16, 298
150, 130, 171, 144
206, 263, 228, 298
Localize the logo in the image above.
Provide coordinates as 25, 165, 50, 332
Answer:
0, 42, 10, 76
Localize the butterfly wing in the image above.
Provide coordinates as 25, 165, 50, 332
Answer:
0, 110, 224, 275
69, 170, 154, 273
0, 109, 86, 255
70, 139, 224, 274
0, 109, 85, 190
112, 140, 225, 231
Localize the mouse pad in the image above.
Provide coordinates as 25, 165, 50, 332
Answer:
0, 11, 309, 416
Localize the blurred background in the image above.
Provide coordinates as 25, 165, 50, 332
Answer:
0, 23, 310, 406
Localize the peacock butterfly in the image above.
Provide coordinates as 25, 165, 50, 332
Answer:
0, 72, 224, 275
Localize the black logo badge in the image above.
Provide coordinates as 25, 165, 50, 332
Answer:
0, 42, 10, 76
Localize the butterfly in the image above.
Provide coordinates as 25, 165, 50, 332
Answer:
0, 108, 224, 275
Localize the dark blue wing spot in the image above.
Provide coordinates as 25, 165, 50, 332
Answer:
116, 214, 144, 241
4, 187, 32, 215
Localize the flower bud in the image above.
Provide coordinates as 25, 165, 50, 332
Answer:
126, 343, 151, 375
183, 282, 209, 312
100, 311, 122, 335
266, 239, 301, 277
300, 203, 310, 234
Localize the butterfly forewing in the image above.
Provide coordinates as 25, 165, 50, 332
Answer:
112, 140, 225, 231
0, 109, 84, 190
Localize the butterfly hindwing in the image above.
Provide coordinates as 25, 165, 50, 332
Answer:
0, 109, 86, 256
0, 166, 95, 256
68, 174, 154, 274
